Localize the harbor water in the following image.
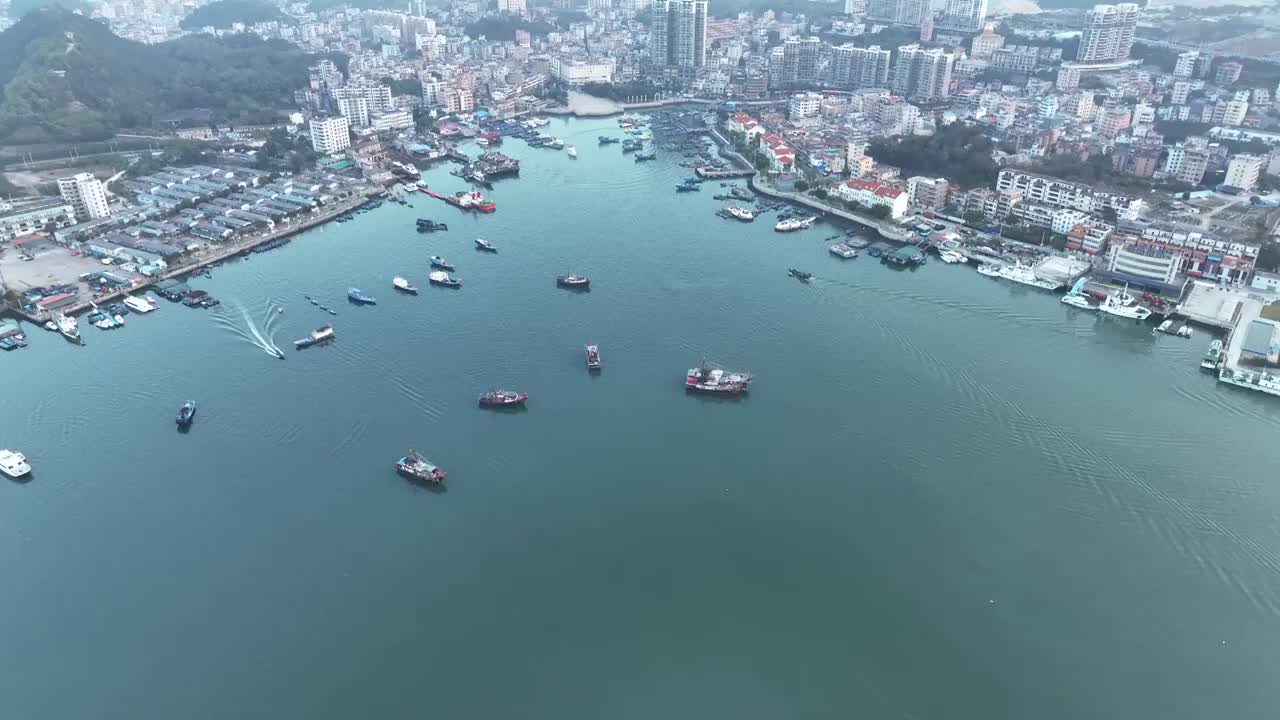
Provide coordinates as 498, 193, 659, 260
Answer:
5, 115, 1280, 719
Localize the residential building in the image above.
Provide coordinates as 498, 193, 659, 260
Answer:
0, 199, 76, 242
788, 92, 822, 121
1170, 80, 1191, 105
498, 0, 527, 13
970, 22, 1004, 59
1173, 50, 1198, 79
845, 0, 866, 13
651, 0, 707, 69
1215, 61, 1243, 87
1095, 105, 1131, 137
1225, 153, 1263, 192
334, 94, 369, 128
550, 57, 614, 85
309, 59, 342, 92
939, 0, 987, 33
991, 45, 1039, 74
996, 169, 1138, 215
760, 133, 796, 172
1077, 3, 1139, 64
1038, 95, 1058, 121
56, 172, 110, 222
907, 176, 949, 209
1163, 145, 1209, 185
891, 44, 954, 102
831, 178, 910, 219
1222, 99, 1248, 126
372, 109, 414, 133
1138, 221, 1256, 284
832, 44, 891, 89
309, 115, 351, 155
780, 36, 821, 85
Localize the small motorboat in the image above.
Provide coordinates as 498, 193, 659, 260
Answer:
585, 342, 602, 372
429, 270, 461, 288
557, 273, 591, 290
567, 145, 578, 158
348, 288, 376, 305
430, 256, 455, 271
479, 388, 528, 408
0, 449, 31, 479
474, 238, 497, 252
393, 276, 418, 294
397, 448, 446, 485
788, 268, 813, 282
176, 400, 196, 427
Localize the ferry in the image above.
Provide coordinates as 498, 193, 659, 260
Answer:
557, 273, 591, 289
474, 238, 497, 252
430, 256, 455, 271
1098, 284, 1152, 321
0, 449, 31, 479
1201, 340, 1224, 372
726, 206, 755, 222
478, 388, 528, 408
176, 400, 196, 427
393, 276, 418, 294
429, 270, 461, 288
348, 288, 377, 305
685, 363, 751, 395
397, 449, 446, 485
829, 243, 858, 259
55, 312, 80, 344
122, 295, 155, 313
294, 325, 335, 349
585, 342, 602, 372
774, 216, 816, 233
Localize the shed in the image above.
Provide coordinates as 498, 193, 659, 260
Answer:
1241, 319, 1278, 362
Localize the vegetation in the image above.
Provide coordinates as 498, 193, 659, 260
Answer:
867, 123, 999, 190
0, 10, 330, 143
254, 128, 319, 173
180, 0, 291, 29
1154, 120, 1212, 144
708, 0, 847, 20
579, 80, 663, 101
7, 0, 86, 19
381, 76, 421, 96
463, 15, 555, 41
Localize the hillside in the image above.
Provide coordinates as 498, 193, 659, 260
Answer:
0, 9, 328, 143
180, 0, 293, 30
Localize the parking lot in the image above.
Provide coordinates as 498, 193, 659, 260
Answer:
0, 240, 142, 300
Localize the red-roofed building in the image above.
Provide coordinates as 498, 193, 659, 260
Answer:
760, 133, 796, 172
728, 112, 764, 140
831, 179, 910, 219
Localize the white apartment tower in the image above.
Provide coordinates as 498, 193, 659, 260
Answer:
939, 0, 988, 33
57, 172, 110, 222
1226, 154, 1263, 192
309, 115, 351, 155
832, 44, 892, 89
1077, 4, 1139, 64
651, 0, 707, 69
891, 44, 954, 102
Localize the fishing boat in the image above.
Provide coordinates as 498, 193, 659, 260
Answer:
294, 325, 335, 349
829, 243, 858, 259
585, 342, 602, 372
976, 263, 1004, 278
598, 136, 620, 145
347, 288, 377, 305
1201, 339, 1224, 372
478, 388, 528, 408
685, 363, 751, 395
393, 276, 418, 294
557, 273, 591, 289
474, 238, 497, 252
397, 449, 446, 485
774, 216, 816, 232
430, 256, 455, 271
635, 152, 656, 162
0, 449, 31, 479
55, 312, 80, 343
1098, 284, 1152, 321
429, 270, 461, 288
676, 183, 700, 193
176, 400, 196, 427
788, 268, 813, 281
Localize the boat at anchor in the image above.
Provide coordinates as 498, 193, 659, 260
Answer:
397, 449, 446, 485
393, 276, 418, 294
685, 363, 751, 395
585, 342, 602, 372
478, 388, 528, 408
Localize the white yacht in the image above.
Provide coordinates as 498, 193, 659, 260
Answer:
976, 263, 1004, 278
995, 261, 1061, 290
829, 243, 859, 259
55, 313, 80, 343
566, 145, 578, 158
1061, 293, 1097, 310
726, 206, 755, 222
122, 295, 154, 313
0, 449, 30, 479
1099, 285, 1152, 320
774, 216, 816, 233
1201, 340, 1224, 371
939, 250, 967, 264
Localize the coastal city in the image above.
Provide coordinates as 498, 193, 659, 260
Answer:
3, 1, 1280, 390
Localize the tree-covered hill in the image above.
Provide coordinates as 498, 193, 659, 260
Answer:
180, 0, 294, 30
0, 9, 332, 143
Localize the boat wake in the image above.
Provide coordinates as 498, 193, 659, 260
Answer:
211, 299, 286, 359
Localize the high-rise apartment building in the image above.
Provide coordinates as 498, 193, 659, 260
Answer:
498, 0, 528, 13
1076, 4, 1139, 64
832, 44, 891, 89
57, 172, 110, 223
1215, 61, 1243, 87
331, 84, 393, 129
969, 22, 1004, 59
1173, 50, 1198, 79
779, 36, 821, 85
938, 0, 987, 33
844, 0, 866, 14
891, 44, 954, 101
309, 115, 351, 155
1226, 153, 1263, 192
866, 0, 929, 25
650, 0, 707, 69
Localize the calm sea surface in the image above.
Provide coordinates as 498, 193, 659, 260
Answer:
4, 115, 1280, 719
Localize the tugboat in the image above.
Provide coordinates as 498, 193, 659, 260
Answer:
685, 363, 751, 395
557, 273, 591, 290
585, 342, 602, 372
294, 325, 335, 349
55, 312, 80, 344
393, 276, 418, 294
430, 256, 455, 271
396, 449, 446, 485
474, 238, 497, 252
478, 388, 528, 408
0, 449, 31, 479
347, 288, 377, 305
429, 270, 461, 288
788, 268, 813, 282
176, 400, 197, 427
